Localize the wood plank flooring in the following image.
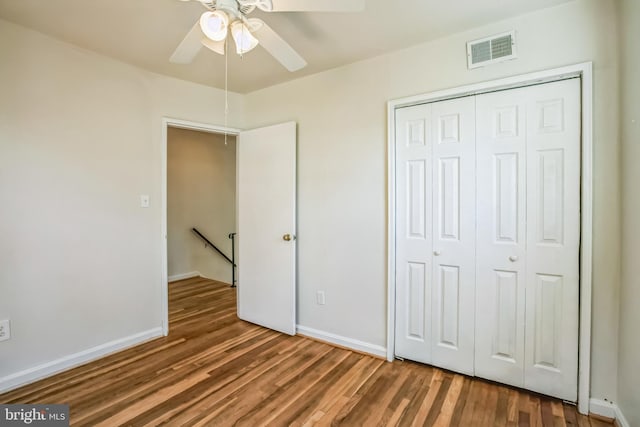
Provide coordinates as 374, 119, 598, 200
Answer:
1, 277, 611, 426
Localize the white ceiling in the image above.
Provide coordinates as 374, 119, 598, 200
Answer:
0, 0, 573, 93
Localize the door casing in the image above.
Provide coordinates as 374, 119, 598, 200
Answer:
386, 62, 593, 415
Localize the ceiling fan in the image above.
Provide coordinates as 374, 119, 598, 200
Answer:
170, 0, 365, 72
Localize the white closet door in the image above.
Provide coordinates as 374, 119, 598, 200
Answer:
474, 79, 580, 400
394, 79, 580, 401
475, 91, 528, 387
430, 97, 476, 375
394, 104, 433, 364
524, 79, 580, 401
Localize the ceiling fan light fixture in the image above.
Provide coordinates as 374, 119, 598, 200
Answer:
201, 38, 226, 55
200, 11, 229, 42
231, 21, 259, 55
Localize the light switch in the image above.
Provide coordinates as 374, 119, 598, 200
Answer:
140, 195, 150, 208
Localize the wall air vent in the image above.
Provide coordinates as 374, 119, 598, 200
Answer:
467, 31, 517, 69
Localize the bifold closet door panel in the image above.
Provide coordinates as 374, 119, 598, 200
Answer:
394, 104, 433, 364
524, 79, 580, 402
474, 78, 580, 401
394, 97, 477, 374
475, 91, 527, 388
431, 97, 476, 375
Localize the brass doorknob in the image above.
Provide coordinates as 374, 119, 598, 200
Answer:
283, 234, 293, 241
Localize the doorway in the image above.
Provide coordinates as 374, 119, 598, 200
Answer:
161, 118, 298, 341
161, 119, 241, 336
167, 127, 237, 285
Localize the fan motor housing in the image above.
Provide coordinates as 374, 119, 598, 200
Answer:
210, 0, 242, 18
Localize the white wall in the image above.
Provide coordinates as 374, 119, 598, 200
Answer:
245, 0, 620, 402
0, 18, 244, 386
167, 128, 236, 283
618, 0, 640, 424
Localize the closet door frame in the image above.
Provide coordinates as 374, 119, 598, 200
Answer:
386, 62, 593, 415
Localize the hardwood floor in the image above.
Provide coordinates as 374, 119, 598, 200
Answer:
1, 277, 611, 426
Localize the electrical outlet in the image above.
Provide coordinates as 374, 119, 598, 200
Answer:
316, 291, 326, 305
0, 319, 10, 342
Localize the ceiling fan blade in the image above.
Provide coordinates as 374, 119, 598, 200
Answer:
252, 20, 307, 72
170, 21, 204, 64
269, 0, 365, 12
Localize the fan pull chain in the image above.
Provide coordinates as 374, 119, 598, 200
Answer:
224, 36, 229, 146
239, 23, 246, 59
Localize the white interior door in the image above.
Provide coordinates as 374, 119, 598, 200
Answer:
237, 121, 297, 335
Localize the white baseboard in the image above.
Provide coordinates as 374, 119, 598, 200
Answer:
590, 398, 616, 418
589, 398, 630, 427
168, 271, 200, 282
296, 325, 387, 358
615, 405, 631, 427
0, 327, 163, 394
198, 273, 227, 283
